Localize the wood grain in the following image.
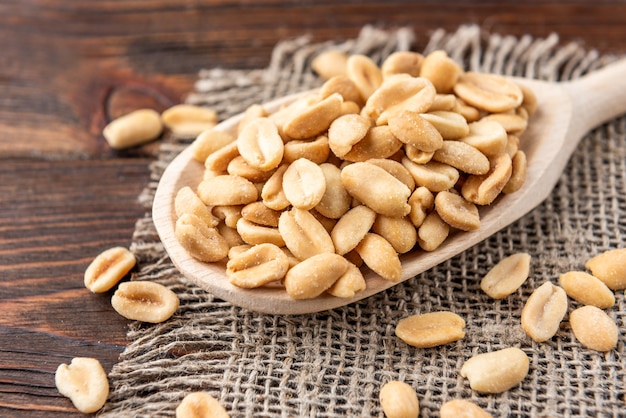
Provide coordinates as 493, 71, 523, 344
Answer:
2, 1, 626, 416
0, 160, 147, 416
2, 1, 626, 159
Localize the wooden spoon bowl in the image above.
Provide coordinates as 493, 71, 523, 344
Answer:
153, 59, 626, 315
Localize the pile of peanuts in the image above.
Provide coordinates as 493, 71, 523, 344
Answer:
173, 49, 536, 300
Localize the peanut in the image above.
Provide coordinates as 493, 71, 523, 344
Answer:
559, 271, 615, 309
175, 213, 229, 262
161, 104, 218, 137
111, 281, 180, 323
585, 248, 626, 290
103, 109, 163, 149
226, 243, 290, 288
460, 347, 529, 394
379, 381, 420, 418
480, 253, 531, 299
55, 357, 109, 414
440, 400, 493, 418
283, 253, 352, 299
521, 282, 568, 342
395, 311, 465, 348
176, 392, 230, 418
569, 305, 619, 352
84, 246, 136, 293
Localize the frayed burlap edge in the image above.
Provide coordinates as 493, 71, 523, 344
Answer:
99, 25, 626, 417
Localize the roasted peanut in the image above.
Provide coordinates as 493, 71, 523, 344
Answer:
432, 140, 490, 175
373, 215, 417, 254
162, 104, 218, 137
408, 186, 435, 228
283, 93, 343, 140
84, 246, 136, 293
328, 113, 371, 157
236, 218, 285, 247
227, 156, 276, 182
461, 153, 512, 205
585, 248, 626, 290
341, 162, 411, 217
175, 213, 229, 262
429, 94, 457, 111
343, 125, 404, 162
241, 201, 280, 227
368, 158, 416, 192
237, 104, 268, 134
379, 381, 420, 418
204, 141, 240, 173
282, 158, 327, 210
381, 51, 424, 78
326, 263, 366, 298
569, 305, 618, 352
416, 211, 449, 251
355, 233, 402, 282
103, 109, 163, 149
312, 49, 349, 80
434, 190, 480, 231
197, 175, 258, 206
283, 253, 352, 299
237, 117, 284, 171
176, 392, 230, 418
283, 135, 330, 164
481, 112, 528, 135
261, 164, 291, 211
319, 75, 364, 105
460, 347, 529, 394
440, 400, 493, 418
558, 271, 615, 309
388, 110, 443, 152
190, 128, 235, 163
278, 208, 334, 260
175, 186, 219, 228
218, 223, 245, 248
480, 253, 531, 299
395, 311, 465, 348
330, 205, 377, 255
315, 163, 352, 219
212, 205, 243, 229
402, 158, 459, 193
226, 243, 290, 288
419, 50, 462, 93
111, 281, 179, 323
55, 357, 109, 414
363, 75, 436, 125
419, 110, 470, 140
454, 72, 524, 113
346, 54, 383, 101
502, 150, 527, 194
404, 144, 434, 164
459, 119, 508, 157
521, 282, 568, 342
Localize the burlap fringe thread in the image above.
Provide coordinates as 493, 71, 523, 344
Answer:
100, 25, 625, 417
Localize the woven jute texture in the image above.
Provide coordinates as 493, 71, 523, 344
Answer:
99, 25, 626, 417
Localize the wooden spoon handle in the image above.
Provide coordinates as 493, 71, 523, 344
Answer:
565, 57, 626, 135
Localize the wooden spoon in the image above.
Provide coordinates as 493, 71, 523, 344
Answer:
153, 58, 626, 315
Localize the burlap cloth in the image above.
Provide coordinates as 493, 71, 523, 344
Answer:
99, 25, 626, 417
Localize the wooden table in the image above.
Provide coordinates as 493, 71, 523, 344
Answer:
2, 1, 625, 416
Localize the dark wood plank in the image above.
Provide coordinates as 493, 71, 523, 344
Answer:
0, 159, 150, 416
1, 1, 626, 159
